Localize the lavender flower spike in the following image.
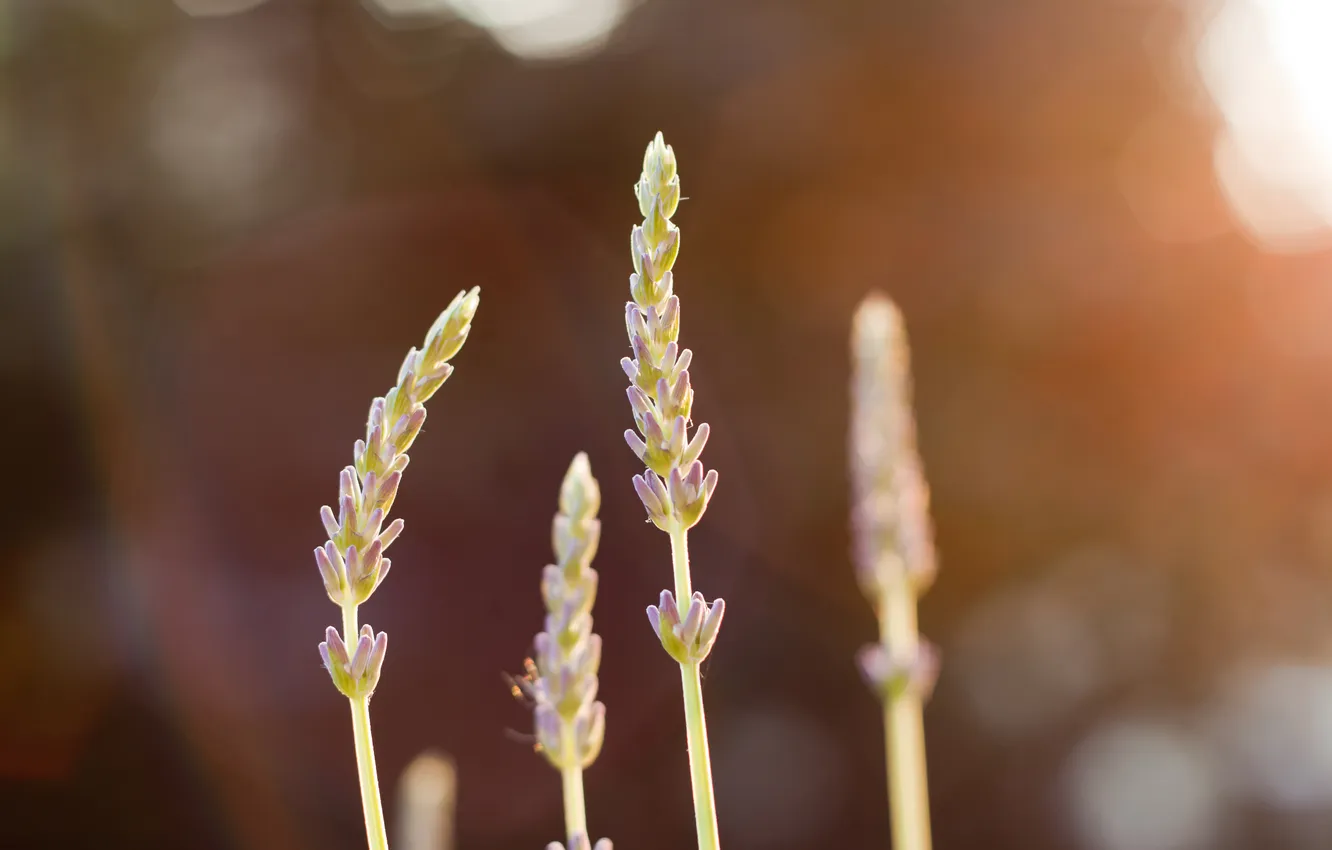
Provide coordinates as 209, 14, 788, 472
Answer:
513, 454, 609, 846
623, 132, 718, 535
850, 292, 938, 850
320, 625, 388, 700
316, 287, 480, 610
314, 288, 480, 850
620, 133, 723, 850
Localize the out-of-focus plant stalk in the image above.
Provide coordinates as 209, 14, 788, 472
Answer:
878, 575, 930, 850
622, 132, 724, 850
513, 454, 612, 850
398, 751, 457, 850
315, 288, 480, 850
850, 293, 939, 850
560, 731, 588, 839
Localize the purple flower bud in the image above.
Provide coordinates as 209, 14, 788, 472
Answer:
667, 466, 688, 510
315, 545, 343, 590
676, 592, 706, 644
351, 630, 375, 679
666, 418, 687, 463
413, 364, 453, 400
378, 518, 404, 551
682, 422, 710, 467
630, 334, 654, 371
338, 493, 356, 536
624, 430, 647, 460
365, 631, 388, 691
367, 419, 385, 454
534, 703, 561, 756
633, 474, 665, 518
660, 340, 678, 369
662, 295, 679, 332
576, 701, 606, 765
322, 626, 349, 667
339, 466, 358, 499
703, 468, 719, 498
361, 507, 385, 544
392, 406, 428, 452
685, 459, 705, 493
857, 641, 939, 702
626, 385, 654, 420
659, 589, 680, 624
376, 471, 403, 511
698, 597, 726, 652
580, 634, 603, 680
395, 347, 418, 385
630, 225, 650, 260
655, 375, 673, 410
534, 632, 557, 673
540, 564, 562, 609
654, 229, 679, 274
642, 411, 666, 447
320, 505, 339, 539
646, 471, 671, 509
673, 347, 692, 376
627, 305, 651, 345
638, 251, 659, 285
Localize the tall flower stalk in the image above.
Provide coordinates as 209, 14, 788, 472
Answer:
849, 293, 939, 850
512, 453, 612, 850
621, 132, 724, 850
315, 288, 480, 850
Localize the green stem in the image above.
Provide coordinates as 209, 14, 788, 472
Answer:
344, 605, 390, 850
879, 582, 931, 850
559, 728, 588, 841
669, 528, 721, 850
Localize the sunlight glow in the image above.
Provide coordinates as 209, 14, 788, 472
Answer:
173, 0, 270, 16
1065, 720, 1222, 850
1195, 0, 1332, 250
448, 0, 631, 59
363, 0, 635, 60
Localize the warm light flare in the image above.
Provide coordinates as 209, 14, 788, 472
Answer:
1195, 0, 1332, 250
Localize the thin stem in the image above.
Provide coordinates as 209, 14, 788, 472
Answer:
679, 662, 719, 850
669, 528, 720, 850
559, 728, 588, 840
669, 526, 693, 602
879, 582, 931, 850
344, 604, 390, 850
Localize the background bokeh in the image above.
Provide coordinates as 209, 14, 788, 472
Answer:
5, 0, 1332, 848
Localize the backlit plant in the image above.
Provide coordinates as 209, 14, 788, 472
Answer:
310, 136, 941, 850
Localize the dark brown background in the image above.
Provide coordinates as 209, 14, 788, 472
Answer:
4, 0, 1332, 848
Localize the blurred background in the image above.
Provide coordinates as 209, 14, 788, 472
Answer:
5, 0, 1332, 848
